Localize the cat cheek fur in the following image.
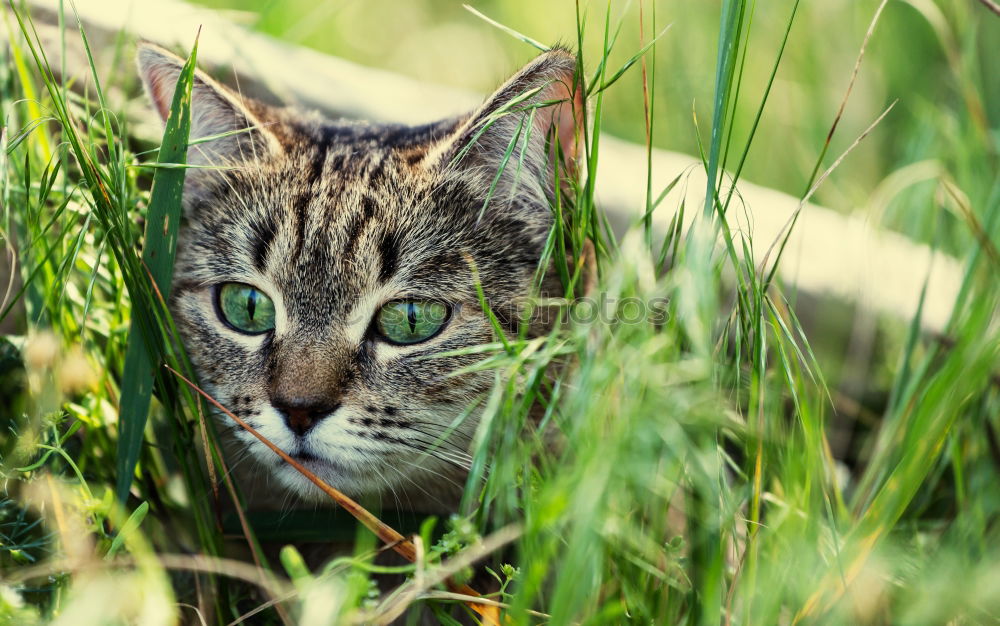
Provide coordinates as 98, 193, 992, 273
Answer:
139, 42, 581, 511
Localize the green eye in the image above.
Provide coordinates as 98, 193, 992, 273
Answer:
375, 300, 449, 345
217, 283, 276, 334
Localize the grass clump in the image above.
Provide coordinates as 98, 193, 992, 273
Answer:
2, 1, 998, 624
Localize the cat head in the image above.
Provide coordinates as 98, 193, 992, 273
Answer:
137, 42, 582, 511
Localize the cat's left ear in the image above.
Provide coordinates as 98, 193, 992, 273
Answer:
429, 48, 584, 194
136, 42, 282, 168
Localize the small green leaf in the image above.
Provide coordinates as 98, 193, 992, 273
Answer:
105, 501, 149, 560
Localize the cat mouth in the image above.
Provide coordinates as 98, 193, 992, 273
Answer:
287, 449, 352, 477
292, 450, 320, 462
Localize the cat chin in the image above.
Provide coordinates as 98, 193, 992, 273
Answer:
267, 453, 463, 513
270, 457, 370, 502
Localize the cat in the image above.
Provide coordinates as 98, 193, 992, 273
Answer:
136, 42, 582, 513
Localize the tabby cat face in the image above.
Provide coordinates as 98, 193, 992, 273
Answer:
137, 44, 580, 511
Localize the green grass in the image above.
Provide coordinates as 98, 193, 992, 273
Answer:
115, 29, 197, 505
2, 1, 998, 624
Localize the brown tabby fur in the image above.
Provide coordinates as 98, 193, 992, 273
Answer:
137, 43, 582, 514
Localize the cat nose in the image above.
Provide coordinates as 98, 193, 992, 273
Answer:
272, 398, 340, 436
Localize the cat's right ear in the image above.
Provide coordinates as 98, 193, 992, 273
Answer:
423, 48, 584, 209
136, 43, 281, 169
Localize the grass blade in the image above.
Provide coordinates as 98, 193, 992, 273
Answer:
115, 33, 198, 502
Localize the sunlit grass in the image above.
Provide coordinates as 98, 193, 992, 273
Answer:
2, 0, 998, 624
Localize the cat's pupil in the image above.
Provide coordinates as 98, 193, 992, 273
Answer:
406, 302, 417, 333
246, 289, 257, 320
